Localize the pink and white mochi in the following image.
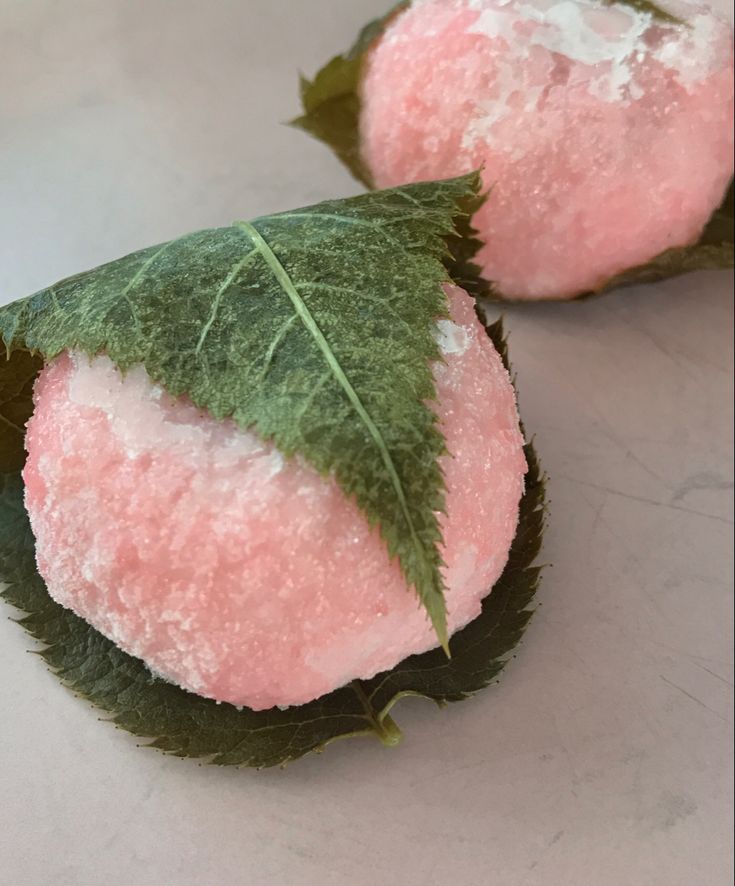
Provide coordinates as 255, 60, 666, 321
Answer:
360, 0, 734, 299
22, 285, 527, 710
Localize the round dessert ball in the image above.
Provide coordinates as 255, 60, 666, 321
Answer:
360, 0, 734, 299
23, 285, 527, 710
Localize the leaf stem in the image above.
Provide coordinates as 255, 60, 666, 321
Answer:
351, 682, 403, 747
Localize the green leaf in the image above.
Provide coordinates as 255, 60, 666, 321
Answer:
293, 4, 732, 301
608, 0, 683, 25
292, 3, 407, 188
445, 188, 493, 302
0, 175, 486, 644
0, 317, 545, 768
0, 345, 43, 473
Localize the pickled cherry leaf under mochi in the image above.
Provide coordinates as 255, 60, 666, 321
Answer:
0, 316, 545, 768
0, 346, 42, 473
293, 3, 408, 189
293, 2, 734, 300
0, 175, 489, 643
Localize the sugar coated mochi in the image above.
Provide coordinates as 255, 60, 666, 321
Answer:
360, 0, 734, 299
22, 285, 527, 710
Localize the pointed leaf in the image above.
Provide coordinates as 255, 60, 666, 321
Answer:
0, 175, 486, 641
292, 3, 407, 187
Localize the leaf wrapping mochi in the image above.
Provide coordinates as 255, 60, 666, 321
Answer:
0, 176, 545, 766
295, 0, 734, 300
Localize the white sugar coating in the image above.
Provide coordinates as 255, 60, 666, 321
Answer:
22, 285, 527, 710
361, 0, 734, 298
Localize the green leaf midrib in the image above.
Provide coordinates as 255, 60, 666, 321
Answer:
235, 218, 448, 647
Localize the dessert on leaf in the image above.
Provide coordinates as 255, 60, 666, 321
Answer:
0, 174, 545, 766
295, 0, 734, 301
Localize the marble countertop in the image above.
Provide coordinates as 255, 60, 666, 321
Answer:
1, 2, 732, 884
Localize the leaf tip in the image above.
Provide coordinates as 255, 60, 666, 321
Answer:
437, 627, 451, 660
425, 593, 451, 657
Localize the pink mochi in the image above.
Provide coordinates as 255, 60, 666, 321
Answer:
22, 285, 527, 710
360, 0, 734, 299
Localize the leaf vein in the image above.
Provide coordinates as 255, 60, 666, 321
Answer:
0, 412, 24, 435
259, 313, 298, 380
235, 219, 446, 643
296, 281, 416, 337
119, 239, 178, 332
275, 212, 404, 248
194, 244, 260, 356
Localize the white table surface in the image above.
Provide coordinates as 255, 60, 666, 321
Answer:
1, 2, 732, 885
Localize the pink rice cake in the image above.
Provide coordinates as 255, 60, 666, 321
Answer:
23, 285, 527, 710
360, 0, 734, 299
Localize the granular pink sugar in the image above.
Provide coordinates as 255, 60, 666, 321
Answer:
360, 0, 734, 299
22, 285, 527, 710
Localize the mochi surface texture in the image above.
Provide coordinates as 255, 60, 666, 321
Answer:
360, 0, 734, 299
23, 285, 526, 711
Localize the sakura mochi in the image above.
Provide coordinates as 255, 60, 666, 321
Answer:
22, 285, 527, 711
359, 0, 735, 299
